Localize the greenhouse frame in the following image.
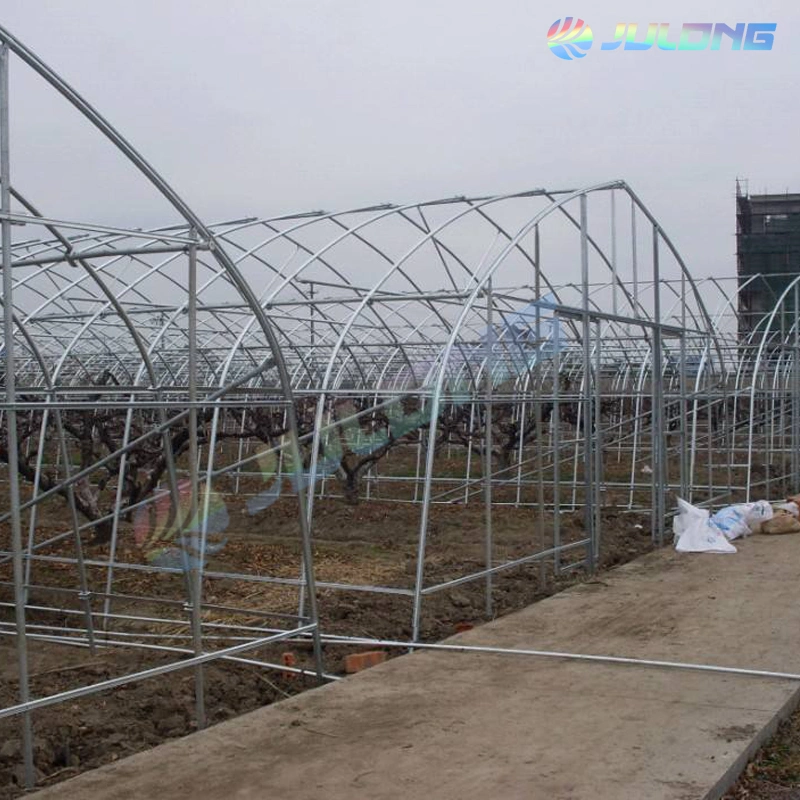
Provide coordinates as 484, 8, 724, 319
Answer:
1, 24, 799, 789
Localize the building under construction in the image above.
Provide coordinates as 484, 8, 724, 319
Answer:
736, 183, 800, 342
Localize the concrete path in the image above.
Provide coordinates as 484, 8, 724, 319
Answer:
33, 535, 800, 800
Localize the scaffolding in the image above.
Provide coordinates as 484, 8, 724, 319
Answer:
736, 183, 800, 340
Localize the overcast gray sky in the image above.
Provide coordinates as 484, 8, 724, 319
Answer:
1, 0, 798, 281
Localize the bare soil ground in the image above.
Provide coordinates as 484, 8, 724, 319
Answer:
0, 494, 653, 798
724, 713, 800, 799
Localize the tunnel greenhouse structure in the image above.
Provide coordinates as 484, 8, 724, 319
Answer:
1, 23, 800, 789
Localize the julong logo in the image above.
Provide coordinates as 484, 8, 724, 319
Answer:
547, 17, 594, 61
547, 20, 777, 59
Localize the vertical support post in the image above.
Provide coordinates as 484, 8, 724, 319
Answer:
414, 401, 425, 503
464, 401, 475, 504
651, 227, 665, 546
187, 229, 206, 729
102, 407, 135, 630
679, 333, 689, 498
533, 225, 545, 540
1, 42, 35, 790
309, 280, 316, 349
793, 284, 800, 488
707, 350, 714, 503
57, 414, 96, 654
483, 279, 494, 618
579, 194, 595, 571
411, 387, 445, 642
233, 408, 247, 494
276, 413, 286, 497
593, 318, 603, 566
631, 198, 639, 317
679, 269, 688, 499
552, 313, 562, 575
611, 188, 618, 318
515, 396, 526, 506
769, 310, 786, 495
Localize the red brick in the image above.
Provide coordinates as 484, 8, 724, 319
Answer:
281, 651, 297, 680
344, 650, 387, 674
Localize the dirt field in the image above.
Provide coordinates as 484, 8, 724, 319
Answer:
5, 487, 800, 798
0, 494, 654, 798
724, 712, 800, 799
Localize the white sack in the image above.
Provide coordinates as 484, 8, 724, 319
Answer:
711, 501, 773, 540
673, 498, 737, 554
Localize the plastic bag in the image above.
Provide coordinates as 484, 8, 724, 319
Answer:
743, 500, 774, 531
710, 506, 750, 541
711, 501, 773, 540
673, 498, 737, 554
